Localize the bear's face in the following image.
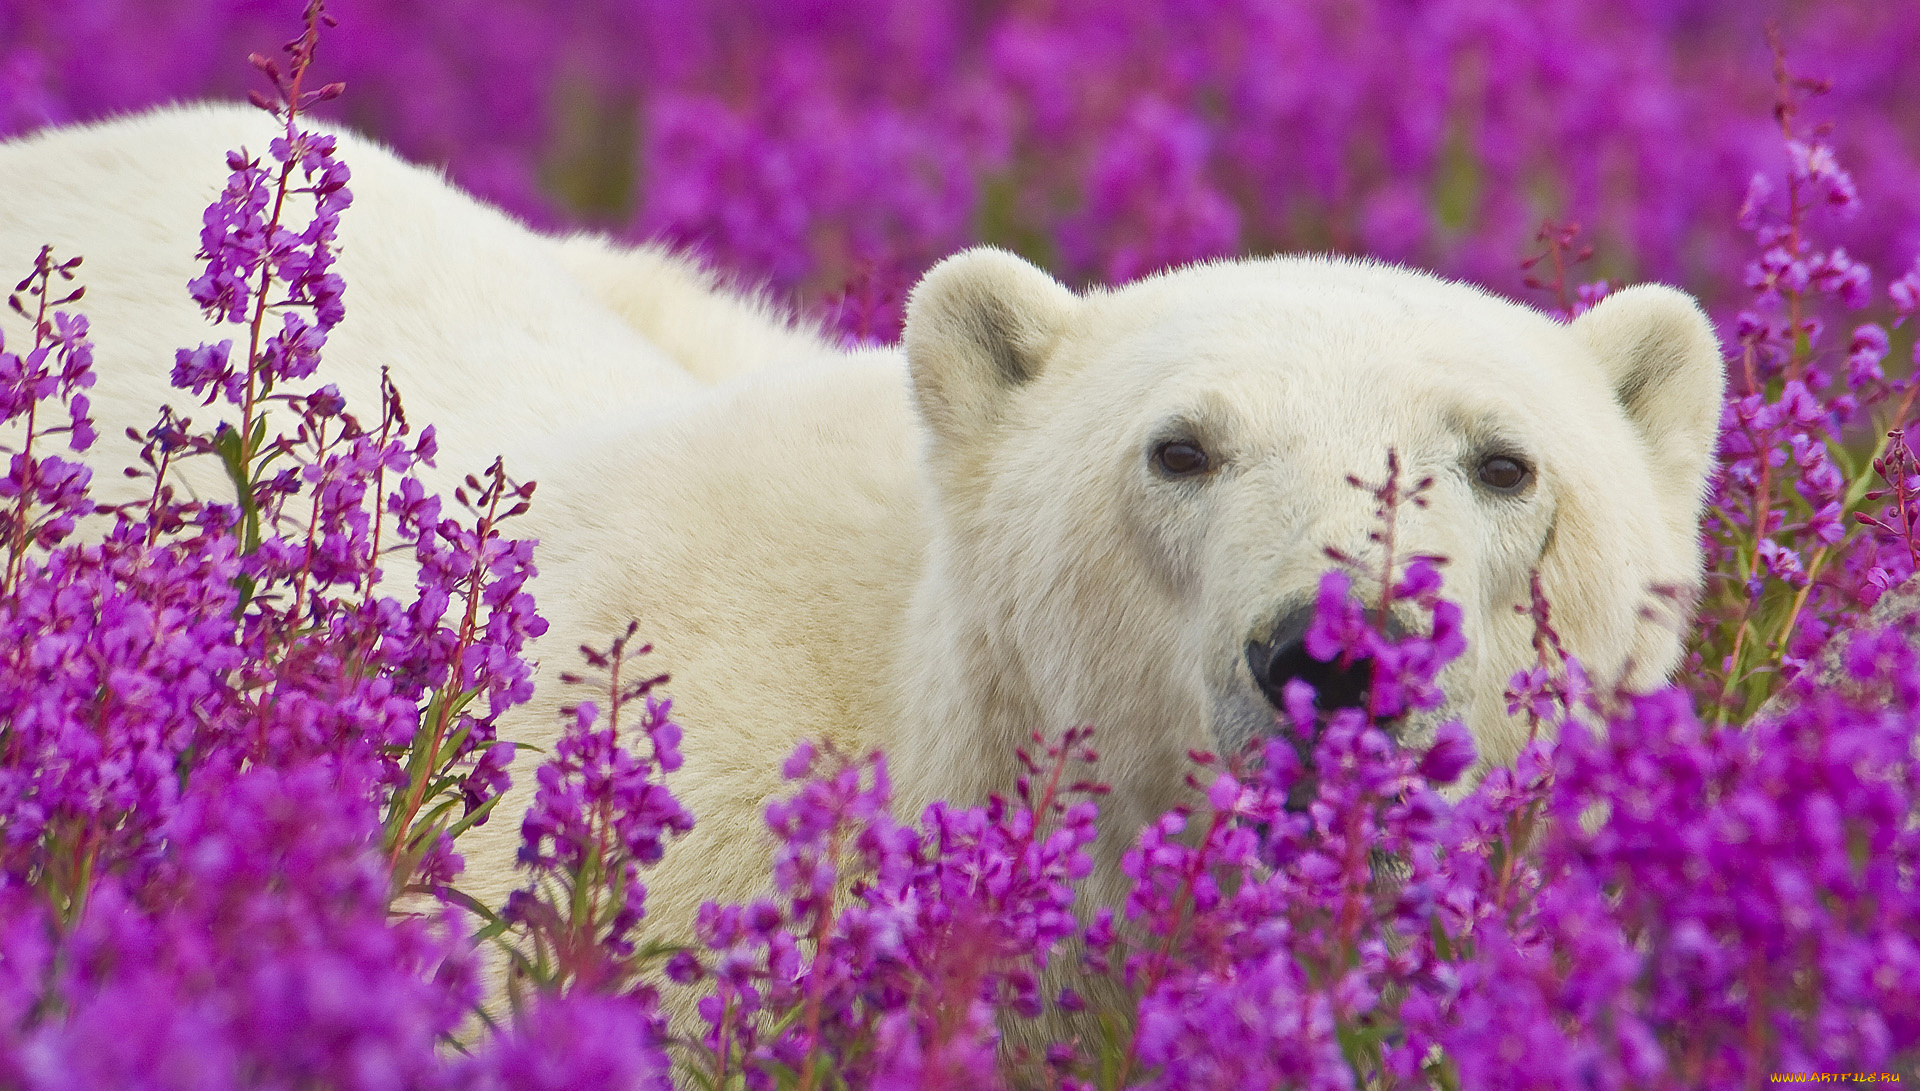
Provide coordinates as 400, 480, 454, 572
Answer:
903, 250, 1723, 798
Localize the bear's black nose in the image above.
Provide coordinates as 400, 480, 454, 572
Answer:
1246, 602, 1406, 715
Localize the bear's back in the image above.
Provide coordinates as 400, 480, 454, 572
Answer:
456, 345, 933, 942
0, 102, 699, 503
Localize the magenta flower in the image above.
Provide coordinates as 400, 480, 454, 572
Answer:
506, 663, 693, 993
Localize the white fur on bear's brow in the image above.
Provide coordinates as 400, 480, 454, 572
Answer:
2, 104, 1725, 958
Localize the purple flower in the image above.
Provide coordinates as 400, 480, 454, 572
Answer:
692, 730, 1102, 1089
1302, 568, 1369, 664
506, 629, 691, 997
1416, 719, 1477, 784
1890, 259, 1920, 325
1849, 322, 1889, 389
1787, 139, 1861, 220
15, 764, 472, 1091
460, 992, 673, 1091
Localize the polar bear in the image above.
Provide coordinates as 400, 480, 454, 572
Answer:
517, 250, 1726, 933
0, 104, 1725, 951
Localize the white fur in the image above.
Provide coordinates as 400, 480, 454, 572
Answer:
1, 104, 1725, 955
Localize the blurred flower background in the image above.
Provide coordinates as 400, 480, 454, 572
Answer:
5, 0, 1918, 340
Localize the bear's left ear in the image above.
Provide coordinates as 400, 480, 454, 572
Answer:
904, 247, 1079, 453
1570, 285, 1727, 516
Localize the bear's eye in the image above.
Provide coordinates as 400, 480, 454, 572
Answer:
1153, 440, 1211, 477
1476, 454, 1533, 492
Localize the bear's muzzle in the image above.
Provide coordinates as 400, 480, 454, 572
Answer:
1245, 601, 1408, 717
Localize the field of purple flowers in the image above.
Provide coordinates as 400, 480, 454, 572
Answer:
2, 0, 1919, 1088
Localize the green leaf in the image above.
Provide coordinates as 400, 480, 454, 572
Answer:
213, 424, 264, 601
247, 414, 269, 460
408, 796, 464, 845
1844, 434, 1895, 512
414, 881, 504, 927
440, 721, 475, 771
1335, 1018, 1380, 1087
471, 917, 514, 945
441, 794, 503, 844
629, 936, 697, 964
1430, 913, 1454, 962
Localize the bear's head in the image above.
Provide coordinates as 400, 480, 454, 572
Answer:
892, 248, 1723, 845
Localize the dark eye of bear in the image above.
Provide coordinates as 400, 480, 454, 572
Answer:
1477, 454, 1532, 492
1154, 440, 1210, 476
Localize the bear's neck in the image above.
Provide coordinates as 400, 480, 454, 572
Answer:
882, 548, 1043, 820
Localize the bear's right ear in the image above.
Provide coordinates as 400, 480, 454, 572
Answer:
1569, 285, 1727, 528
904, 247, 1078, 450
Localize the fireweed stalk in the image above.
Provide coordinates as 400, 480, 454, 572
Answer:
1695, 31, 1920, 725
459, 622, 693, 1090
1389, 591, 1920, 1087
684, 731, 1102, 1091
0, 4, 542, 1084
171, 0, 546, 903
501, 622, 694, 1005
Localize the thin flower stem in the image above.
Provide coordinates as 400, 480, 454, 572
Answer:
1768, 544, 1830, 666
142, 441, 178, 548
794, 820, 846, 1091
4, 253, 52, 598
238, 153, 295, 468
287, 418, 333, 624
386, 463, 504, 873
361, 381, 395, 610
1111, 806, 1226, 1091
714, 996, 735, 1090
1373, 455, 1399, 645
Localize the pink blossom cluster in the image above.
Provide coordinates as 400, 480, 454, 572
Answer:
677, 731, 1102, 1091
1690, 36, 1920, 723
0, 8, 556, 1084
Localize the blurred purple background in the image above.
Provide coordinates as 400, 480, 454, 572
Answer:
4, 0, 1917, 340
